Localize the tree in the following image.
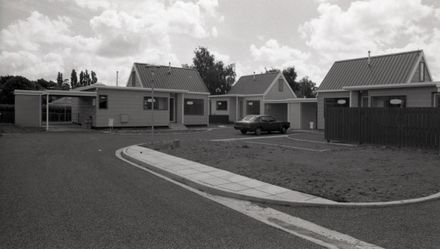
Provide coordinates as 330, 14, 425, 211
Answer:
36, 78, 57, 90
84, 70, 91, 85
192, 47, 236, 95
282, 67, 300, 94
79, 71, 85, 86
0, 76, 36, 104
71, 69, 78, 88
297, 77, 317, 98
56, 72, 63, 87
91, 71, 97, 84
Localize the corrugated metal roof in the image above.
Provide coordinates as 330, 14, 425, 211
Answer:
319, 50, 423, 91
228, 71, 279, 95
134, 63, 209, 93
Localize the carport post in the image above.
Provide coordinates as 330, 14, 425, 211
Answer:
46, 93, 49, 131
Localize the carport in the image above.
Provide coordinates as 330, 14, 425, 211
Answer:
14, 90, 97, 130
264, 98, 317, 130
264, 103, 288, 121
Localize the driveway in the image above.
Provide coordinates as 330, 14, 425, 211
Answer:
0, 130, 320, 249
1, 127, 439, 249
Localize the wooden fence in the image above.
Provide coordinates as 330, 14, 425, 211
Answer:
325, 107, 440, 149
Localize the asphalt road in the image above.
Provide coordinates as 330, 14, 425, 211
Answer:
0, 129, 321, 249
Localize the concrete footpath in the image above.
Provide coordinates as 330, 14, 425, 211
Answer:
120, 145, 440, 207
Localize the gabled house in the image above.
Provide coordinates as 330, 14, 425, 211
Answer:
317, 50, 440, 129
209, 70, 318, 129
14, 63, 210, 129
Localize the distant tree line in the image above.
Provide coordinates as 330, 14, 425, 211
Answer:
0, 69, 98, 104
185, 47, 317, 97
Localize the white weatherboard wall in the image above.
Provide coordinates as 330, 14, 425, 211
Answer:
183, 93, 209, 125
95, 88, 170, 127
210, 97, 237, 122
288, 103, 301, 129
264, 75, 296, 100
368, 86, 437, 107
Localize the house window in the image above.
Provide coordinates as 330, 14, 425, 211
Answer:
144, 97, 168, 110
278, 78, 284, 92
361, 96, 369, 107
419, 62, 425, 82
184, 98, 204, 115
371, 96, 406, 108
434, 93, 440, 108
246, 100, 260, 115
324, 98, 349, 109
99, 95, 108, 109
216, 101, 228, 111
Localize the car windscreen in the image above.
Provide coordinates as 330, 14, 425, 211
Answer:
241, 115, 258, 121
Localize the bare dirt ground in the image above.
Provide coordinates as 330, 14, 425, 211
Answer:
151, 133, 440, 202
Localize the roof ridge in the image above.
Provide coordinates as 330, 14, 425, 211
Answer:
334, 50, 423, 63
240, 71, 280, 78
134, 62, 196, 71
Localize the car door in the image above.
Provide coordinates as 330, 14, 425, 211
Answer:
267, 116, 278, 130
260, 116, 270, 131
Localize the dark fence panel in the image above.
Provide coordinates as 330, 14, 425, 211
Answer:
209, 115, 230, 124
325, 107, 440, 149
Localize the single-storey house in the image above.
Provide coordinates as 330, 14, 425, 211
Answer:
14, 63, 210, 129
317, 50, 440, 130
209, 71, 318, 129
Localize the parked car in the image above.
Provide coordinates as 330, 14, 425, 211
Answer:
234, 115, 290, 135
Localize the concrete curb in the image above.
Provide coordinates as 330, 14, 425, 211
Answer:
119, 145, 440, 208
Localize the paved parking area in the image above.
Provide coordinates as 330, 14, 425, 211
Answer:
211, 130, 352, 153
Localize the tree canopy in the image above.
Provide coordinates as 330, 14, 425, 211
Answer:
191, 47, 236, 95
0, 76, 36, 104
281, 66, 317, 98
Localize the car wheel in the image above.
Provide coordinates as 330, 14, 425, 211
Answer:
240, 129, 247, 134
255, 128, 262, 135
280, 127, 287, 134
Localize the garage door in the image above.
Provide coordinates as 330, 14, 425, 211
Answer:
264, 103, 287, 121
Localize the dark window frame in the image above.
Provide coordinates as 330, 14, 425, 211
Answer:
99, 95, 108, 109
143, 96, 168, 110
434, 93, 440, 108
216, 100, 228, 111
246, 100, 260, 115
371, 96, 406, 108
184, 98, 204, 115
324, 98, 349, 108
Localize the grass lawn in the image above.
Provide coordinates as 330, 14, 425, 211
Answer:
150, 138, 440, 202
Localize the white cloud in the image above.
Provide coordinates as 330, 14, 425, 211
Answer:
249, 39, 323, 82
197, 0, 219, 17
211, 50, 230, 63
250, 39, 310, 63
0, 0, 220, 84
299, 0, 440, 80
74, 0, 114, 10
211, 26, 218, 37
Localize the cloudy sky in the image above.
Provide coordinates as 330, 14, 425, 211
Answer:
1, 0, 439, 86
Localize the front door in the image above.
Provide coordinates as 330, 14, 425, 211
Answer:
169, 97, 175, 122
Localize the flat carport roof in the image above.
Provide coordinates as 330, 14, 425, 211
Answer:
14, 89, 97, 97
14, 90, 97, 130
